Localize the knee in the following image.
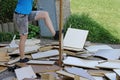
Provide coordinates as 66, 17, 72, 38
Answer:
43, 11, 49, 18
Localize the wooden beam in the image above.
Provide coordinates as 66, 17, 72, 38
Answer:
59, 0, 63, 67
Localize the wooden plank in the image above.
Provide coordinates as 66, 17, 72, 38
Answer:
39, 45, 53, 52
0, 47, 7, 53
41, 73, 55, 80
0, 66, 7, 73
27, 60, 55, 65
63, 28, 88, 51
0, 52, 10, 62
8, 22, 15, 32
2, 23, 9, 32
15, 66, 37, 80
87, 69, 113, 76
0, 24, 2, 32
31, 65, 61, 73
14, 22, 19, 32
56, 70, 88, 80
32, 50, 59, 59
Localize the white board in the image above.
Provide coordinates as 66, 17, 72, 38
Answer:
96, 60, 120, 69
85, 45, 113, 52
113, 69, 120, 76
63, 56, 100, 69
32, 50, 59, 59
92, 76, 104, 80
63, 28, 88, 50
93, 49, 120, 60
11, 45, 40, 55
64, 67, 95, 80
27, 60, 55, 65
104, 73, 116, 80
15, 66, 36, 80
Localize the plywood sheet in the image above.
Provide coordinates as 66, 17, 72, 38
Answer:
0, 52, 10, 61
85, 45, 113, 52
87, 69, 112, 76
31, 65, 61, 73
96, 60, 120, 69
56, 70, 88, 80
93, 49, 120, 60
15, 66, 37, 80
27, 60, 55, 65
32, 50, 59, 59
64, 67, 95, 80
63, 28, 88, 51
63, 56, 100, 69
0, 66, 7, 73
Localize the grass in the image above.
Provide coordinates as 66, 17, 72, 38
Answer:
71, 0, 120, 42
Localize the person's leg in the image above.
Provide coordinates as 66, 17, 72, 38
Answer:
34, 11, 56, 36
14, 13, 29, 62
19, 34, 27, 59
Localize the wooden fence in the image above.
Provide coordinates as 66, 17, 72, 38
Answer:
0, 22, 38, 33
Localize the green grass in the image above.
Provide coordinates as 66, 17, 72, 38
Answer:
71, 0, 120, 42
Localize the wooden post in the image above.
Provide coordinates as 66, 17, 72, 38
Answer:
59, 0, 63, 66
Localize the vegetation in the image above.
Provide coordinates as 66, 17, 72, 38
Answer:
67, 0, 120, 43
0, 24, 40, 42
0, 0, 17, 23
64, 14, 120, 44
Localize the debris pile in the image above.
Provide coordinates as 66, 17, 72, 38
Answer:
0, 28, 120, 80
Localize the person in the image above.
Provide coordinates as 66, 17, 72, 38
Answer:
14, 0, 59, 63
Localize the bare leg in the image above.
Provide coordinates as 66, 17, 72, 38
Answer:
35, 11, 56, 36
19, 34, 27, 59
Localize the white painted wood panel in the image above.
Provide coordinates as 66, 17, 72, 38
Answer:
32, 50, 59, 59
85, 45, 113, 52
63, 56, 100, 69
15, 66, 36, 80
63, 28, 88, 50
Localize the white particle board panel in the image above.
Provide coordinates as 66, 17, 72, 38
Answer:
85, 45, 113, 52
63, 56, 100, 69
15, 39, 40, 46
9, 35, 18, 48
27, 60, 55, 65
64, 67, 95, 80
10, 45, 40, 55
104, 73, 116, 80
63, 28, 88, 51
96, 60, 120, 69
93, 49, 120, 60
92, 76, 104, 80
113, 69, 120, 76
32, 49, 59, 59
15, 66, 37, 80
